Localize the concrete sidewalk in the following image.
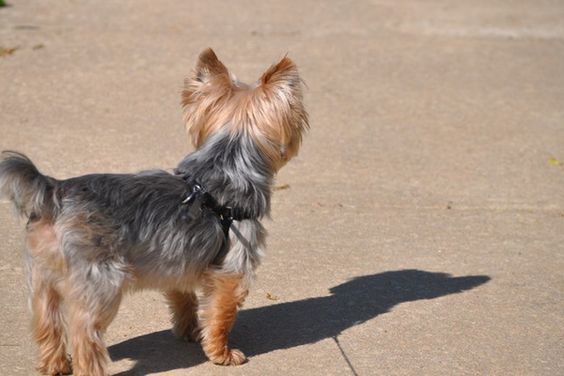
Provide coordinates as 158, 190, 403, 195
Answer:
1, 1, 563, 374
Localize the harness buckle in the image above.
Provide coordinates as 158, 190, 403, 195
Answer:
182, 183, 203, 205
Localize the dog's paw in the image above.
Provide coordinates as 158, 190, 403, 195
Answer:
211, 348, 247, 366
37, 354, 72, 375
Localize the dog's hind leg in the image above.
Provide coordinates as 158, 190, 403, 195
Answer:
26, 220, 71, 375
31, 274, 72, 375
164, 289, 200, 341
198, 271, 248, 366
66, 261, 125, 376
67, 287, 121, 376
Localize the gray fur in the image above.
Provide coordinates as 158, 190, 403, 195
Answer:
0, 151, 56, 218
0, 130, 270, 287
176, 129, 273, 220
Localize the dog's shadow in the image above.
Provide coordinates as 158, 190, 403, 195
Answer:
109, 269, 490, 375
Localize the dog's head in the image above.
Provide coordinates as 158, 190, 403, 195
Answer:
182, 48, 308, 170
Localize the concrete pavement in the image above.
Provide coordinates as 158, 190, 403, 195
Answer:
1, 1, 563, 375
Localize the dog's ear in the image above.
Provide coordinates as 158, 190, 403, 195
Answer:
259, 56, 301, 95
183, 49, 231, 100
251, 56, 309, 169
194, 48, 230, 84
182, 49, 233, 148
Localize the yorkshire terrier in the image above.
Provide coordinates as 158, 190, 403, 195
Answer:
0, 48, 308, 375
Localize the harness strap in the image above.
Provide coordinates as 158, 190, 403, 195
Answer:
180, 175, 252, 265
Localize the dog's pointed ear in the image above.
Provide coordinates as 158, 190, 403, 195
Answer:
194, 48, 229, 83
252, 56, 309, 169
182, 49, 233, 148
259, 56, 301, 94
182, 48, 231, 113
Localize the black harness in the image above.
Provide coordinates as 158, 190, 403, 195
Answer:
180, 174, 251, 265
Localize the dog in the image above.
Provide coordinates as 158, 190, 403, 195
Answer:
0, 48, 308, 375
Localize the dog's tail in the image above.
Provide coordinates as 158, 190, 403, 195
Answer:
0, 151, 57, 218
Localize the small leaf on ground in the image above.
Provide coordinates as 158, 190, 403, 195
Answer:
274, 184, 290, 191
266, 292, 279, 301
548, 157, 561, 166
0, 46, 18, 57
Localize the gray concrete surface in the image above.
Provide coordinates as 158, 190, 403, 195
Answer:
1, 0, 563, 375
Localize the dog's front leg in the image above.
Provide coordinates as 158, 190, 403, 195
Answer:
164, 289, 200, 341
198, 271, 248, 365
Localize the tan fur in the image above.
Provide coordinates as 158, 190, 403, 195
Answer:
31, 278, 72, 375
27, 217, 123, 375
182, 49, 309, 170
198, 271, 249, 365
67, 294, 121, 376
164, 289, 200, 341
182, 49, 234, 149
27, 219, 66, 274
27, 220, 71, 375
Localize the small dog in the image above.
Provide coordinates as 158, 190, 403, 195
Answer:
0, 49, 308, 375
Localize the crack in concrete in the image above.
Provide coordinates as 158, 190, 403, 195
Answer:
333, 335, 359, 376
